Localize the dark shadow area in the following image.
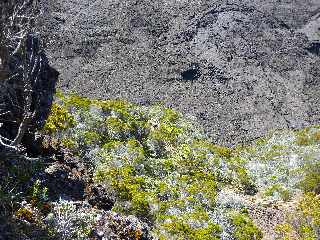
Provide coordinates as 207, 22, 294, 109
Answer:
181, 64, 201, 81
306, 42, 320, 56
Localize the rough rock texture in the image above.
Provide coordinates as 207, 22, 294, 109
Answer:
91, 211, 151, 240
38, 0, 320, 145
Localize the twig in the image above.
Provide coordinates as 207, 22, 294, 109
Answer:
0, 0, 41, 150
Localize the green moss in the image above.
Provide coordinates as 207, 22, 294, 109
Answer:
162, 108, 180, 122
298, 225, 317, 240
275, 223, 295, 240
275, 193, 320, 240
96, 99, 136, 122
192, 139, 233, 159
15, 207, 34, 221
106, 116, 133, 133
214, 146, 233, 159
231, 209, 263, 240
148, 107, 184, 143
102, 140, 124, 150
127, 138, 146, 160
96, 99, 133, 112
255, 137, 268, 146
83, 131, 101, 145
262, 147, 285, 161
185, 172, 217, 206
236, 166, 257, 195
298, 192, 320, 228
150, 121, 183, 143
95, 164, 153, 217
159, 217, 221, 240
60, 137, 78, 149
295, 127, 320, 146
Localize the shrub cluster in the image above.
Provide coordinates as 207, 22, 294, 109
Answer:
238, 127, 320, 202
40, 92, 320, 239
43, 92, 260, 239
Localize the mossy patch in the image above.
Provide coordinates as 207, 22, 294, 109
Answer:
275, 192, 320, 240
295, 127, 320, 146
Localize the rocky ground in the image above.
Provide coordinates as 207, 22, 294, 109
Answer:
38, 0, 320, 145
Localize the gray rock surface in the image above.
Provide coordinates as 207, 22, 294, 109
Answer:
38, 0, 320, 145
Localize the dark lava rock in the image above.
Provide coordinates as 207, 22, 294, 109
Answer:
85, 184, 114, 211
41, 161, 86, 201
0, 216, 56, 240
91, 211, 151, 240
38, 0, 320, 145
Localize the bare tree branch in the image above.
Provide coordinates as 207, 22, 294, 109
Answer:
0, 0, 41, 151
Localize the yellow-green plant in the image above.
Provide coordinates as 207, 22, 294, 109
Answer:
231, 209, 263, 240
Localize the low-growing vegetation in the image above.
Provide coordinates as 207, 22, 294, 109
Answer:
1, 91, 319, 239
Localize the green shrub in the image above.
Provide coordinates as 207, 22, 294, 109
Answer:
264, 183, 291, 201
43, 103, 76, 134
42, 92, 320, 239
275, 192, 320, 240
298, 163, 320, 194
295, 127, 320, 146
231, 209, 263, 240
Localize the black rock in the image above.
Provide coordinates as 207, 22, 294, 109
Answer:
86, 184, 114, 211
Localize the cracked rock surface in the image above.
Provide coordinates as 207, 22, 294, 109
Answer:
38, 0, 320, 145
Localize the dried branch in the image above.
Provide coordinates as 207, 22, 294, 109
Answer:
0, 0, 42, 151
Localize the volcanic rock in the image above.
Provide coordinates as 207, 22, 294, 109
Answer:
38, 0, 320, 145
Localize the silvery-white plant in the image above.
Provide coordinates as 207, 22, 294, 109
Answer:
46, 199, 97, 240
